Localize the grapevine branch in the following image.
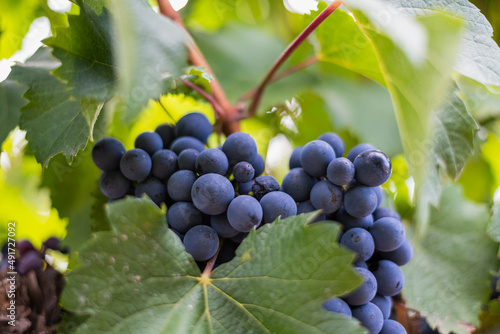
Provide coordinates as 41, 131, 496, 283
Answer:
158, 0, 240, 134
246, 1, 342, 117
157, 0, 341, 134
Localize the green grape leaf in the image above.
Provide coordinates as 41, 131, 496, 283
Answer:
433, 90, 478, 180
62, 198, 365, 334
0, 80, 27, 145
403, 183, 498, 334
488, 203, 500, 257
9, 47, 102, 167
44, 0, 116, 101
41, 145, 103, 251
386, 0, 500, 88
109, 0, 188, 122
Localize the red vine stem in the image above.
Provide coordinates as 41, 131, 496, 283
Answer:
180, 79, 224, 118
247, 1, 342, 117
239, 55, 319, 103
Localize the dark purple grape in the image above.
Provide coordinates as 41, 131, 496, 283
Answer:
300, 140, 335, 177
92, 137, 126, 172
233, 161, 255, 183
151, 149, 178, 181
135, 131, 163, 156
227, 195, 263, 232
354, 150, 392, 187
318, 132, 344, 157
183, 225, 219, 261
175, 113, 212, 144
120, 148, 152, 181
18, 250, 44, 275
155, 123, 176, 148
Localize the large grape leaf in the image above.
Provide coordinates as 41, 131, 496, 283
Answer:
44, 0, 116, 101
0, 80, 26, 145
62, 198, 365, 334
109, 0, 188, 122
386, 0, 500, 88
403, 183, 498, 334
9, 48, 102, 167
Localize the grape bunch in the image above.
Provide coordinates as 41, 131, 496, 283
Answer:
92, 112, 412, 333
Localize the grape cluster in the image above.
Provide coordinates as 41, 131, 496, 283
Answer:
92, 112, 411, 333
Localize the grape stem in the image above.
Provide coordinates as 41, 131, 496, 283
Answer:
201, 240, 224, 278
246, 1, 342, 118
180, 79, 225, 118
157, 0, 240, 134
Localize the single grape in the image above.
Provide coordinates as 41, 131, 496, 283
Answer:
327, 158, 355, 186
120, 148, 152, 181
371, 294, 392, 319
354, 150, 392, 187
346, 143, 376, 162
135, 177, 167, 206
379, 239, 413, 266
289, 146, 303, 169
300, 140, 335, 177
178, 149, 199, 171
175, 112, 212, 144
343, 267, 377, 306
191, 173, 235, 215
18, 250, 44, 275
92, 137, 126, 171
233, 161, 255, 183
43, 237, 61, 251
250, 154, 265, 177
370, 217, 406, 252
340, 228, 375, 262
237, 181, 253, 195
372, 260, 405, 296
210, 213, 240, 238
151, 149, 178, 181
17, 240, 35, 256
282, 168, 316, 202
343, 186, 378, 218
170, 136, 205, 155
310, 180, 343, 214
336, 207, 374, 230
380, 319, 407, 334
260, 191, 297, 224
322, 297, 352, 317
167, 202, 203, 234
222, 132, 257, 166
99, 170, 131, 199
373, 207, 401, 221
318, 132, 345, 157
135, 131, 163, 156
227, 195, 263, 232
183, 225, 219, 261
252, 175, 280, 201
195, 148, 229, 176
155, 123, 176, 148
167, 170, 197, 202
351, 302, 384, 334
